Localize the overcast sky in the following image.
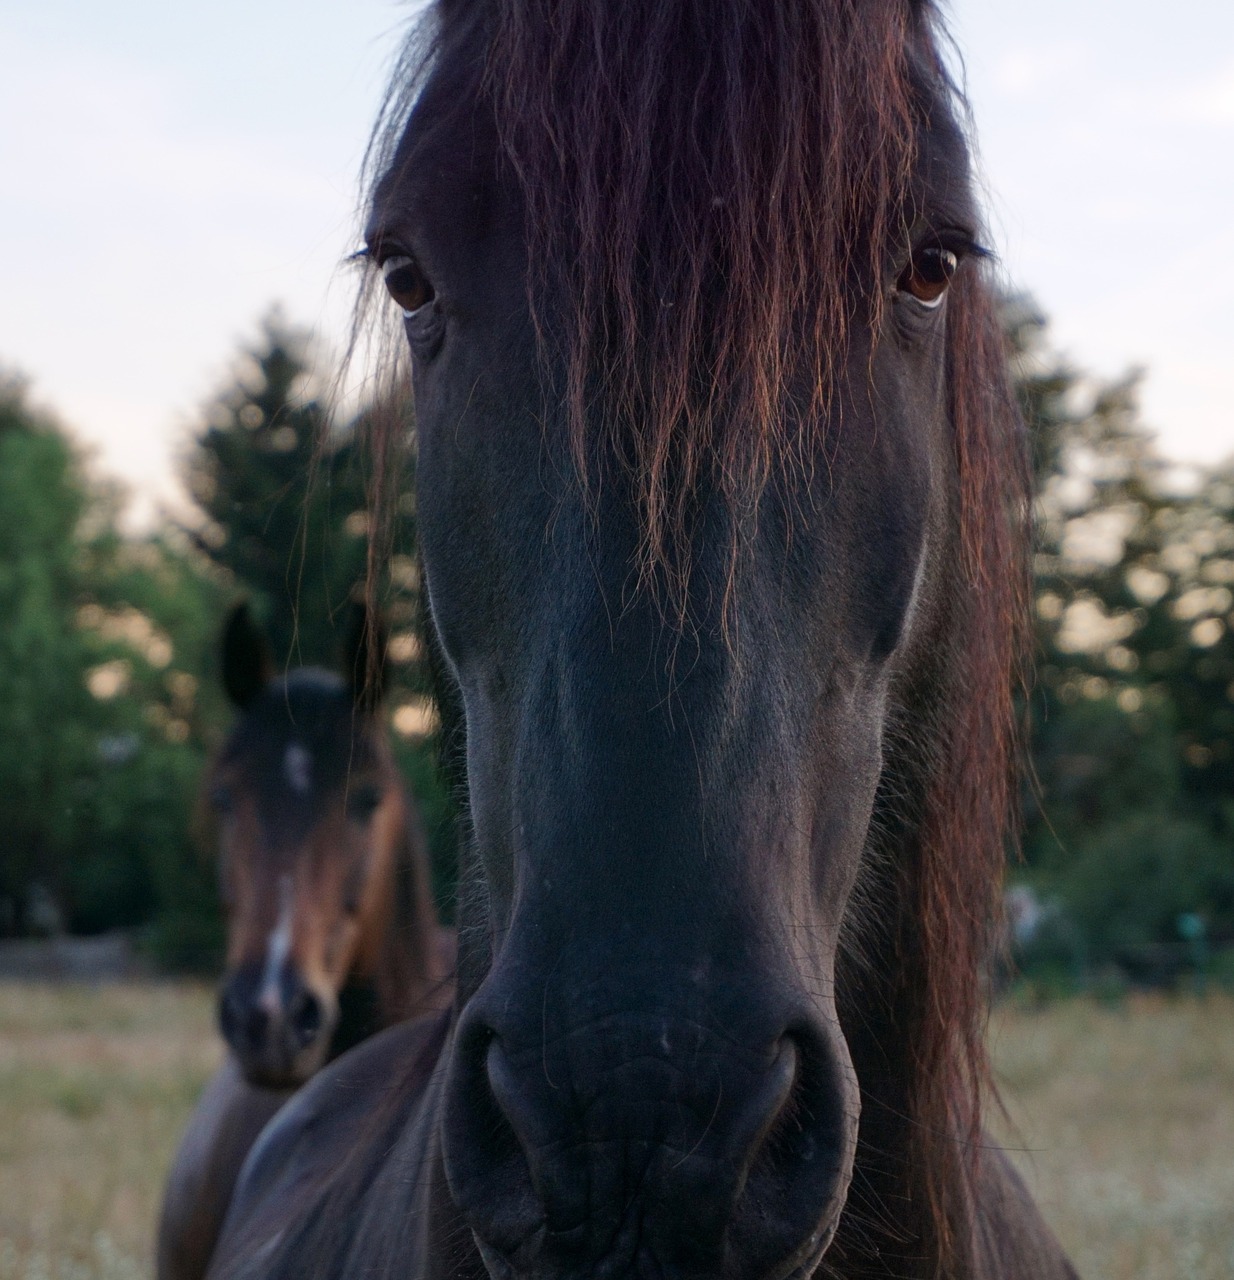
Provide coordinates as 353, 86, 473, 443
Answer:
1, 0, 1231, 526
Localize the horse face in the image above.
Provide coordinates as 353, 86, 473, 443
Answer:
369, 24, 978, 1280
209, 670, 401, 1088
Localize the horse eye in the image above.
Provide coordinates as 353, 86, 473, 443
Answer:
381, 255, 435, 316
898, 246, 958, 308
346, 785, 383, 823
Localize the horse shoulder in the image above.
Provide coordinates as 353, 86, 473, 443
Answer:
207, 1013, 449, 1280
974, 1141, 1079, 1280
157, 1059, 291, 1280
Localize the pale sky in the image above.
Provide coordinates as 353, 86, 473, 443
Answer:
1, 1, 1231, 526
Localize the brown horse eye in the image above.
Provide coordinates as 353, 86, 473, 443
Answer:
898, 247, 958, 307
381, 255, 435, 316
346, 785, 383, 823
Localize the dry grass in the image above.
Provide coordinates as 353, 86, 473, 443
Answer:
990, 992, 1234, 1280
0, 983, 1230, 1278
0, 982, 221, 1280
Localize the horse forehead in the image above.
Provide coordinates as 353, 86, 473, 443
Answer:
284, 742, 314, 794
370, 83, 500, 254
221, 681, 375, 809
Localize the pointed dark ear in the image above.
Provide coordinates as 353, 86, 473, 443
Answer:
345, 600, 388, 712
221, 602, 271, 709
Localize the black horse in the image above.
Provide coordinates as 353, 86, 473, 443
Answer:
209, 1, 1077, 1277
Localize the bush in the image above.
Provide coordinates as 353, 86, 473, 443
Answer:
1060, 814, 1234, 958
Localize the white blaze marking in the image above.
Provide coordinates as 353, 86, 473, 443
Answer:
284, 742, 312, 794
258, 874, 294, 1015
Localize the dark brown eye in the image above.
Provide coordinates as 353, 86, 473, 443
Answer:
898, 246, 959, 308
381, 254, 435, 315
346, 784, 383, 823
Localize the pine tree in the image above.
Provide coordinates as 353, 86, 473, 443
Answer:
183, 311, 381, 669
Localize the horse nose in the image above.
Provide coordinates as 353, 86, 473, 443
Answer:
219, 980, 269, 1055
444, 1006, 857, 1277
218, 967, 332, 1085
287, 985, 324, 1048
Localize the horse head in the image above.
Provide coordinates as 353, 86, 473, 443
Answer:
208, 602, 417, 1088
357, 1, 1026, 1275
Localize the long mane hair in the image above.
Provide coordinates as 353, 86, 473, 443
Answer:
349, 1, 1029, 1275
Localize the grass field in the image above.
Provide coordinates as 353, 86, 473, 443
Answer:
0, 983, 1231, 1279
989, 993, 1234, 1280
0, 983, 220, 1280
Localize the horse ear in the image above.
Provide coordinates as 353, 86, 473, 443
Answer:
221, 602, 271, 709
345, 600, 388, 712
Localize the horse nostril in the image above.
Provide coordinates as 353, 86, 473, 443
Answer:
444, 1006, 857, 1280
442, 1020, 536, 1255
218, 989, 239, 1044
288, 988, 324, 1048
219, 987, 268, 1054
242, 1005, 270, 1052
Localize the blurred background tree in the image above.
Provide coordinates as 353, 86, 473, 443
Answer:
180, 313, 454, 922
1011, 297, 1234, 984
0, 314, 453, 971
0, 376, 100, 934
183, 311, 372, 668
0, 374, 225, 955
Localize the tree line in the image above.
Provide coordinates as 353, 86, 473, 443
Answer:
0, 314, 450, 968
0, 303, 1230, 983
1014, 297, 1234, 987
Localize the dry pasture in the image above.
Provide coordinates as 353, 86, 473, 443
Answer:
0, 982, 1231, 1279
989, 993, 1234, 1280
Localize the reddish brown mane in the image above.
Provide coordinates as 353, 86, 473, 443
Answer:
907, 272, 1029, 1270
488, 0, 921, 594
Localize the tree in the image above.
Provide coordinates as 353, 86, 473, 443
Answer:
0, 375, 98, 931
184, 311, 382, 668
0, 368, 236, 960
182, 314, 455, 909
69, 533, 230, 959
1011, 300, 1234, 964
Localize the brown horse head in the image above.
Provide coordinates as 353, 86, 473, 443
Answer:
207, 602, 445, 1088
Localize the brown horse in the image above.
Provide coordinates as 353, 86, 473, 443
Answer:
157, 602, 453, 1280
209, 1, 1078, 1277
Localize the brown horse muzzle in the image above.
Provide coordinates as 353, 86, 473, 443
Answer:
218, 961, 337, 1088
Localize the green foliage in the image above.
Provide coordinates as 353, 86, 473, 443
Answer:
184, 311, 387, 668
179, 313, 454, 914
1012, 299, 1234, 977
0, 377, 227, 957
1061, 815, 1232, 954
0, 377, 97, 928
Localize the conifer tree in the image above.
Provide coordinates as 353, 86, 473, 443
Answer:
184, 311, 386, 669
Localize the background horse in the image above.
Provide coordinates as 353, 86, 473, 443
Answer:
157, 601, 453, 1280
209, 1, 1077, 1277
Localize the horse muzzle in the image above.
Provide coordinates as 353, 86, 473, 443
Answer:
218, 962, 337, 1088
442, 995, 859, 1280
